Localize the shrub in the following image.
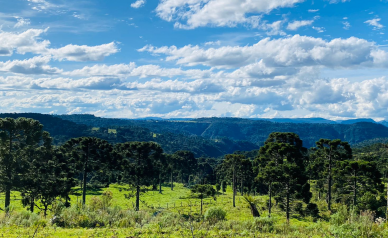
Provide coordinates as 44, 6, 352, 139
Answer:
253, 216, 275, 232
305, 203, 320, 218
204, 207, 227, 224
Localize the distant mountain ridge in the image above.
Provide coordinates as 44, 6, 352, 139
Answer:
57, 114, 388, 148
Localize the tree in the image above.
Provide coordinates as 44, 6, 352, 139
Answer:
62, 137, 113, 205
115, 142, 163, 211
215, 183, 221, 195
22, 139, 76, 216
0, 117, 46, 212
174, 150, 197, 184
256, 132, 311, 222
334, 159, 383, 208
166, 153, 181, 191
238, 159, 253, 196
191, 184, 216, 214
221, 181, 227, 195
312, 139, 352, 211
221, 154, 244, 207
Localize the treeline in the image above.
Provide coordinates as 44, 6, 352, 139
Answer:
57, 114, 388, 148
0, 117, 387, 223
0, 113, 259, 157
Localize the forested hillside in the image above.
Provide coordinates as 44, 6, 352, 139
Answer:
57, 114, 388, 148
0, 113, 258, 157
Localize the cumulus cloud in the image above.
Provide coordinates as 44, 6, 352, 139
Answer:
0, 28, 50, 56
365, 18, 384, 30
0, 56, 62, 75
308, 9, 319, 13
0, 29, 119, 61
48, 42, 119, 61
287, 20, 314, 30
131, 0, 146, 8
139, 35, 388, 69
156, 0, 304, 29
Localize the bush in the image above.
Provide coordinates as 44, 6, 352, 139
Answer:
305, 203, 320, 219
253, 216, 275, 232
204, 207, 227, 224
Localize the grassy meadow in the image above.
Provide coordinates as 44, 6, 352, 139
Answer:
0, 183, 386, 237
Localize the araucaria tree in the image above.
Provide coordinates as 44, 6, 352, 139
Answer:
62, 137, 113, 205
22, 135, 76, 216
221, 154, 244, 207
191, 184, 216, 214
312, 139, 352, 211
256, 132, 311, 222
115, 142, 163, 211
334, 159, 383, 208
0, 117, 46, 212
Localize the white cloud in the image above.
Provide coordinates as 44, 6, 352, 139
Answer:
48, 42, 119, 61
14, 17, 31, 28
156, 0, 304, 29
27, 0, 56, 11
139, 35, 388, 69
343, 21, 351, 30
131, 0, 146, 8
365, 18, 384, 30
0, 28, 50, 56
312, 26, 325, 33
308, 9, 319, 13
0, 56, 62, 75
287, 20, 314, 30
0, 28, 119, 61
327, 0, 350, 3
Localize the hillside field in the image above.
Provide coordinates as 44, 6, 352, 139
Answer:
0, 183, 386, 238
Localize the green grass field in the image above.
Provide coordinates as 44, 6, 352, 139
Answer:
0, 183, 386, 237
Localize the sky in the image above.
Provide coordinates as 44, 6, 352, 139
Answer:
0, 0, 388, 120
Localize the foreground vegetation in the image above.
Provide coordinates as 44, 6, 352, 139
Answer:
1, 183, 388, 237
1, 116, 388, 237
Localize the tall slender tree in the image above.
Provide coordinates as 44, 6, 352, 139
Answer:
255, 133, 311, 222
221, 154, 244, 207
115, 142, 163, 211
312, 139, 352, 211
62, 137, 113, 205
0, 117, 45, 212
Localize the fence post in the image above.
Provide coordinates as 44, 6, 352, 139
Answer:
167, 203, 168, 209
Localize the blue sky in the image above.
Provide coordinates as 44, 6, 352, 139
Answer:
1, 0, 388, 119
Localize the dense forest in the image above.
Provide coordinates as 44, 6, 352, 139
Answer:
56, 114, 388, 148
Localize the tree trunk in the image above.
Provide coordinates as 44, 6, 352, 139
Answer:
200, 197, 203, 215
268, 182, 272, 217
353, 172, 357, 206
386, 178, 388, 220
286, 184, 290, 223
233, 167, 236, 207
171, 172, 174, 191
159, 174, 162, 194
327, 152, 332, 211
82, 166, 87, 205
136, 183, 140, 211
82, 144, 89, 206
241, 179, 243, 196
5, 186, 10, 212
30, 197, 34, 213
